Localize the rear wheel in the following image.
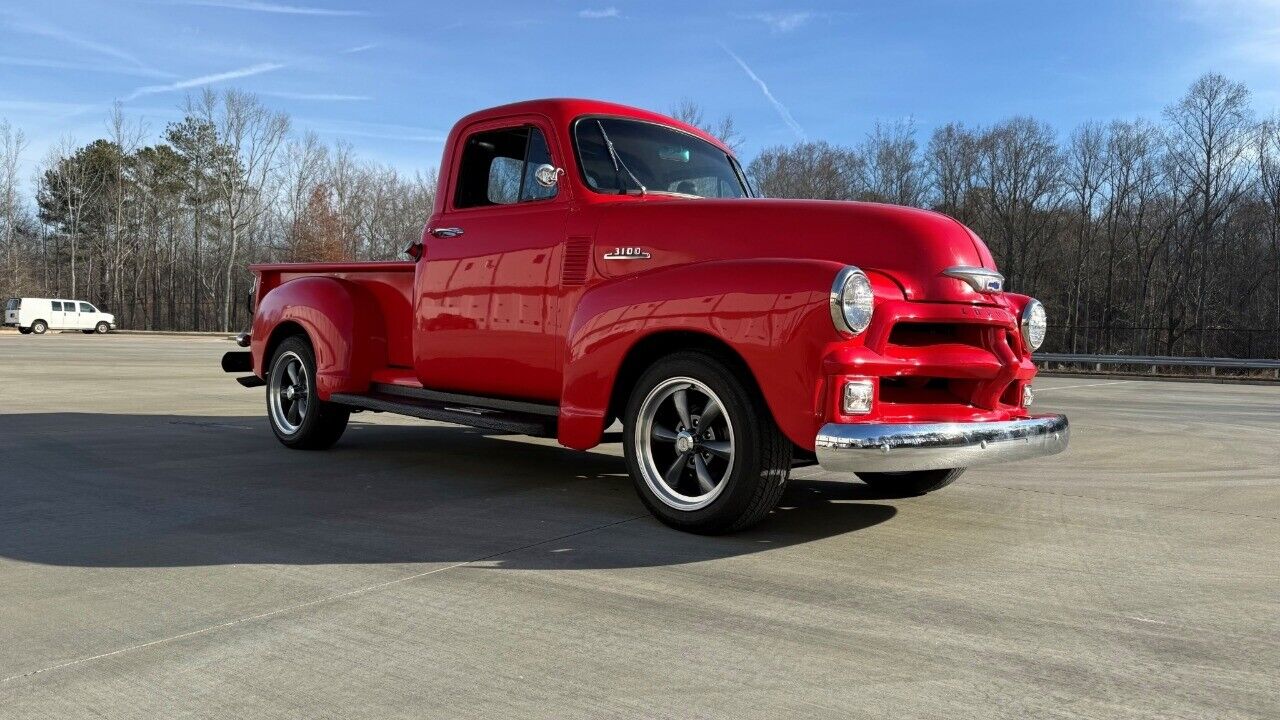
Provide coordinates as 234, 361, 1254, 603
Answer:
31, 320, 47, 334
856, 468, 965, 497
95, 322, 110, 334
267, 335, 349, 450
623, 351, 791, 534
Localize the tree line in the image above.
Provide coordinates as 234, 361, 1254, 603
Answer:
2, 74, 1278, 357
0, 89, 435, 333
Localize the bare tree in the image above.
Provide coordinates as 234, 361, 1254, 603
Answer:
0, 119, 29, 296
1163, 73, 1254, 353
196, 89, 290, 331
856, 119, 925, 206
670, 98, 745, 151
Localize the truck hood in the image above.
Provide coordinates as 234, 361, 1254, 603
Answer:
590, 198, 1000, 303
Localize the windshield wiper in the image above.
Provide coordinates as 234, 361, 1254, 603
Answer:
597, 120, 646, 196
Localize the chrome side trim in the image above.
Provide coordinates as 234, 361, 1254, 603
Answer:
943, 266, 1005, 294
815, 414, 1068, 473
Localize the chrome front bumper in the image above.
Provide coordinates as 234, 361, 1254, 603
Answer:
815, 414, 1069, 473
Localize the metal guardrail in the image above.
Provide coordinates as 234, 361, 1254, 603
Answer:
1036, 353, 1280, 378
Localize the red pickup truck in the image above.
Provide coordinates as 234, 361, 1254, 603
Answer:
221, 98, 1068, 533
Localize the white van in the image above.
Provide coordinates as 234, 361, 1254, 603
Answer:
4, 297, 117, 334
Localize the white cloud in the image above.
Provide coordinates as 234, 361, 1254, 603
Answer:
578, 7, 622, 19
719, 44, 806, 141
342, 43, 379, 54
172, 0, 368, 16
0, 55, 171, 78
122, 62, 286, 101
7, 18, 160, 73
736, 11, 814, 33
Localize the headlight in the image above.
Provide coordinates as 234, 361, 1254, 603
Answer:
831, 266, 875, 336
1021, 299, 1046, 351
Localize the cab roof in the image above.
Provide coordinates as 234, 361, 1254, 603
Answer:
450, 98, 733, 155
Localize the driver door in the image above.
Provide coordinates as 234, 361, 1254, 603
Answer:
412, 117, 570, 402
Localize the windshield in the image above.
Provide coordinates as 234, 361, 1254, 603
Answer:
573, 117, 750, 199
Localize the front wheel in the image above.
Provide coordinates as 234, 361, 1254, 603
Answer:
856, 468, 965, 497
623, 351, 792, 534
95, 322, 110, 334
267, 335, 350, 450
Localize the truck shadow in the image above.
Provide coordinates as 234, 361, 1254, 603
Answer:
0, 413, 896, 570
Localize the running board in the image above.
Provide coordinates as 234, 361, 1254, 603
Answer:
369, 382, 559, 417
330, 391, 557, 437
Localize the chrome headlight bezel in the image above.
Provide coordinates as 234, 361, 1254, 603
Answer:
1021, 299, 1047, 352
830, 266, 875, 337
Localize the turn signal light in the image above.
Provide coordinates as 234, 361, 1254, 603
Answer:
842, 380, 874, 415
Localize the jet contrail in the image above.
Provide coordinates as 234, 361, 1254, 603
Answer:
123, 62, 285, 101
719, 43, 806, 141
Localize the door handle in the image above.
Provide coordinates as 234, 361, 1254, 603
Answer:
429, 227, 464, 238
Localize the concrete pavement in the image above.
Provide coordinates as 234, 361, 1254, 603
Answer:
1, 333, 1277, 718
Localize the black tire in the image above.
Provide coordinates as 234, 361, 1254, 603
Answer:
267, 335, 349, 450
81, 330, 94, 334
31, 320, 47, 334
18, 327, 32, 335
95, 322, 110, 334
623, 351, 791, 534
856, 468, 965, 497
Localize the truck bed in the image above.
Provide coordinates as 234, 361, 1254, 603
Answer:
252, 261, 417, 368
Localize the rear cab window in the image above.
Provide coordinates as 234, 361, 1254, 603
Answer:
51, 301, 62, 312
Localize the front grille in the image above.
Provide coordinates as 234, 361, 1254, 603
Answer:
880, 318, 1025, 415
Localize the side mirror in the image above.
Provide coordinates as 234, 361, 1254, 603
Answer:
534, 164, 562, 189
405, 239, 424, 261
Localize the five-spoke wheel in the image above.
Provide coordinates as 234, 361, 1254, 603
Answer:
269, 350, 311, 435
623, 351, 791, 534
635, 377, 735, 511
267, 335, 349, 449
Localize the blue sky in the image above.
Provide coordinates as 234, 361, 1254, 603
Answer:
1, 0, 1278, 178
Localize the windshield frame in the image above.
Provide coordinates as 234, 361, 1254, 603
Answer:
569, 115, 753, 199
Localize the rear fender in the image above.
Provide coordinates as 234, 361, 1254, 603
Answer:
251, 276, 388, 399
559, 258, 849, 450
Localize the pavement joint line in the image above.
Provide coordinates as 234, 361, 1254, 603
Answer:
0, 513, 648, 686
964, 481, 1280, 522
1035, 380, 1135, 392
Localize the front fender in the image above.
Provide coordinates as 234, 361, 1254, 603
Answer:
559, 258, 848, 450
251, 276, 388, 399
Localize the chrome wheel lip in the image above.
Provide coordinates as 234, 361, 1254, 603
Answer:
268, 350, 310, 436
635, 376, 735, 512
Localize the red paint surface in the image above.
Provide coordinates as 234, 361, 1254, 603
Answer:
246, 99, 1042, 452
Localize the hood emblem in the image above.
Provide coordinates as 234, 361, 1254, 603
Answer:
603, 247, 651, 260
943, 266, 1004, 294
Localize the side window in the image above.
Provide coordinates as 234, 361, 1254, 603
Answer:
51, 301, 62, 312
521, 130, 555, 202
80, 303, 95, 313
454, 126, 557, 209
